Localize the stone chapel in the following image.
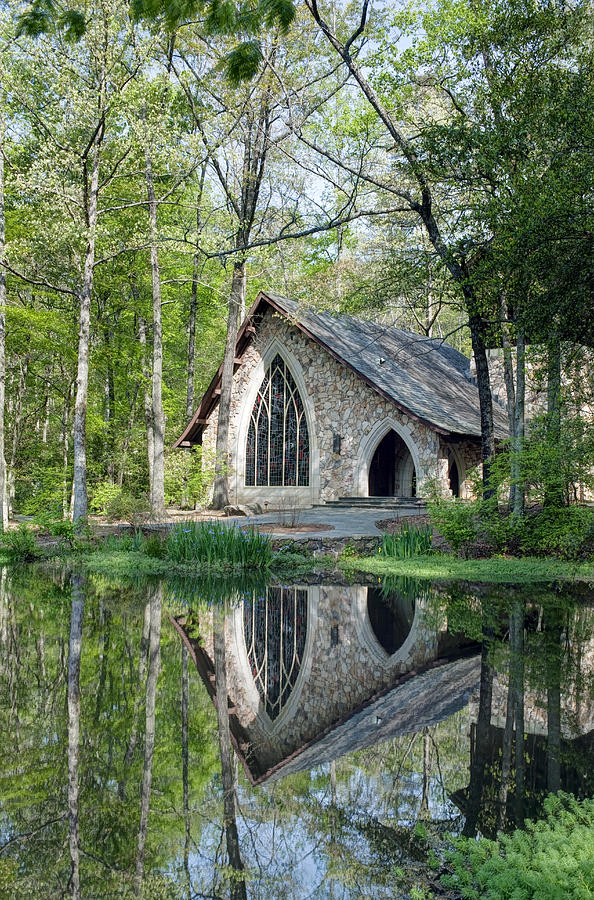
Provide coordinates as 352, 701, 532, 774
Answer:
175, 291, 509, 506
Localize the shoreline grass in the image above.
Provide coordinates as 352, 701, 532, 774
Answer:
341, 552, 594, 583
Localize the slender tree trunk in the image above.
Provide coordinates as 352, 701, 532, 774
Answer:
512, 333, 525, 516
186, 168, 206, 424
213, 608, 247, 900
468, 312, 495, 496
211, 259, 246, 510
62, 384, 73, 518
7, 355, 29, 518
134, 582, 162, 892
144, 148, 166, 519
138, 316, 154, 493
68, 574, 85, 900
546, 337, 563, 507
0, 128, 8, 531
72, 134, 103, 525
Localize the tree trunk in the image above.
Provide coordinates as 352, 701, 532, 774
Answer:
67, 573, 85, 900
62, 384, 73, 518
7, 356, 29, 518
134, 582, 162, 892
213, 608, 247, 900
512, 333, 525, 517
186, 168, 206, 424
468, 312, 495, 496
144, 148, 166, 519
72, 136, 103, 525
546, 337, 563, 507
211, 259, 246, 510
0, 131, 7, 531
138, 316, 154, 493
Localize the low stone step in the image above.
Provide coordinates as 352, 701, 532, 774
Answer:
316, 496, 427, 510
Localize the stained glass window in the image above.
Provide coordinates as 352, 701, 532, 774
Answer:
243, 587, 308, 721
245, 354, 310, 486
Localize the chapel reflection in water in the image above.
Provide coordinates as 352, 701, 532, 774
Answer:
173, 579, 480, 784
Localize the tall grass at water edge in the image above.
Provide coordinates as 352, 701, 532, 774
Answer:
380, 523, 433, 559
165, 521, 272, 569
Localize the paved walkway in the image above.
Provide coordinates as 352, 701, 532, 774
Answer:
225, 504, 424, 539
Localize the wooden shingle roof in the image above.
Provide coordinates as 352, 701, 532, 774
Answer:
175, 291, 508, 447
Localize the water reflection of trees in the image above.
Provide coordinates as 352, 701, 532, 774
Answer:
1, 570, 593, 897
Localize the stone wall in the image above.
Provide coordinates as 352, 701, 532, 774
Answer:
202, 308, 456, 507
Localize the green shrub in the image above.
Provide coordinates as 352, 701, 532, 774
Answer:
141, 532, 166, 558
428, 497, 479, 553
1, 524, 40, 562
442, 793, 594, 900
90, 481, 123, 515
91, 482, 151, 525
517, 506, 594, 560
165, 521, 272, 569
381, 523, 433, 558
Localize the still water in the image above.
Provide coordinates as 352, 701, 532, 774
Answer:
0, 567, 593, 898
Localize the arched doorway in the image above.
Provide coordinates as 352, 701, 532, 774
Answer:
368, 429, 417, 497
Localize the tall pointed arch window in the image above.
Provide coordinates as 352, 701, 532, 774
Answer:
245, 354, 310, 486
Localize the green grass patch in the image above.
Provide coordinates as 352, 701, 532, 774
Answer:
342, 552, 594, 583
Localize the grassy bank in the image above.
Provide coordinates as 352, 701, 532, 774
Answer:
342, 552, 594, 583
0, 520, 325, 579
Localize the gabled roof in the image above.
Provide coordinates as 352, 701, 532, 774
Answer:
175, 291, 508, 446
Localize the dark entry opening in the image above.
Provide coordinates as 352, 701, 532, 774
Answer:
368, 431, 396, 495
367, 588, 415, 655
368, 429, 416, 497
449, 459, 460, 498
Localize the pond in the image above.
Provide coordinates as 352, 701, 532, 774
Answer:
1, 566, 593, 898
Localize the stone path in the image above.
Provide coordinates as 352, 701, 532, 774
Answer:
223, 504, 422, 539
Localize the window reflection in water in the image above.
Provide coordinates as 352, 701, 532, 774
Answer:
243, 586, 308, 720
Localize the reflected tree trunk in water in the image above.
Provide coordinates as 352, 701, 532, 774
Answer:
420, 727, 431, 818
497, 675, 514, 832
213, 608, 247, 900
134, 583, 162, 893
182, 643, 192, 899
68, 574, 85, 900
510, 598, 525, 826
463, 618, 494, 837
94, 603, 111, 725
118, 599, 151, 801
545, 606, 563, 795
